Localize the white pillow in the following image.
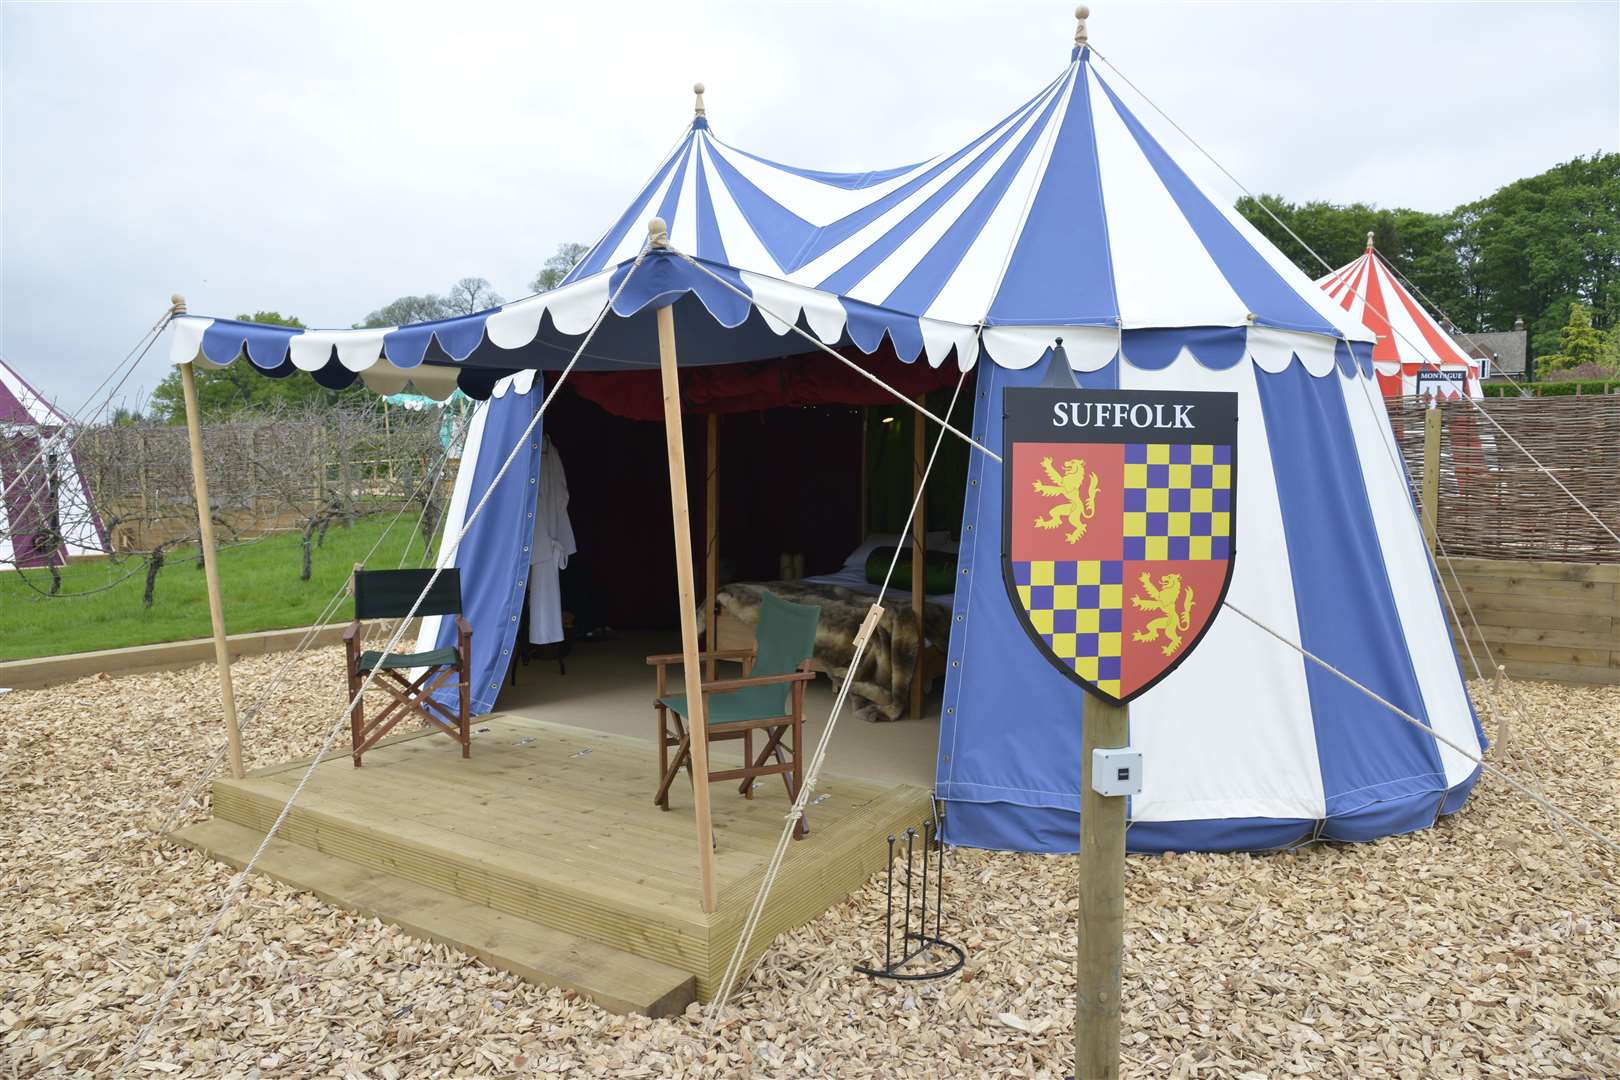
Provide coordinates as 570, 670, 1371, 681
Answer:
843, 531, 957, 570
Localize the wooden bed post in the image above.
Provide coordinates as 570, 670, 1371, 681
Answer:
705, 412, 719, 681
649, 219, 719, 914
858, 405, 870, 546
910, 394, 927, 720
174, 295, 244, 779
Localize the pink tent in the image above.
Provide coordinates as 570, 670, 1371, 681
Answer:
0, 357, 107, 569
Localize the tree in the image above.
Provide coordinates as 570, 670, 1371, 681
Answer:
358, 294, 451, 328
149, 312, 363, 423
1537, 302, 1616, 377
530, 242, 590, 293
1452, 153, 1620, 357
359, 279, 504, 329
446, 276, 504, 314
1238, 152, 1620, 376
1236, 195, 1472, 320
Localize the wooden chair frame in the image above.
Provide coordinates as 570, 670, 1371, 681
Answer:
648, 647, 817, 840
343, 615, 472, 767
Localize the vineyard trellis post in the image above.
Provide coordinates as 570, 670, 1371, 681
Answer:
1421, 404, 1441, 552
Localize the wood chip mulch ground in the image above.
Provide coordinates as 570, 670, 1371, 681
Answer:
3, 648, 1617, 1078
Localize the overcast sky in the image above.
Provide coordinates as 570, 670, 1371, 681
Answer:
4, 1, 1616, 411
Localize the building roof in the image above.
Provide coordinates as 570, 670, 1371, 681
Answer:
1451, 328, 1528, 377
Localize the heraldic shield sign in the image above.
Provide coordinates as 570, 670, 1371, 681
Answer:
1003, 388, 1239, 705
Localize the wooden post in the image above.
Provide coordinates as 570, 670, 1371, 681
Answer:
1076, 693, 1128, 1080
650, 219, 718, 913
383, 400, 395, 484
1421, 403, 1441, 552
910, 396, 927, 720
858, 405, 870, 546
705, 412, 720, 682
175, 310, 244, 780
137, 427, 151, 551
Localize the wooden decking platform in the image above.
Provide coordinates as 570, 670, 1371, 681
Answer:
173, 713, 931, 1014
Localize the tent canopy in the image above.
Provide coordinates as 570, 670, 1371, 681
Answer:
170, 45, 1372, 402
1317, 241, 1483, 400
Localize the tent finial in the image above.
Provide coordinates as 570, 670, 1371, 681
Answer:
693, 82, 706, 120
1366, 231, 1375, 252
169, 293, 187, 316
1074, 5, 1090, 47
648, 217, 670, 249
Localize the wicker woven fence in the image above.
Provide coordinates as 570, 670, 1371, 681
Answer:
1388, 395, 1620, 564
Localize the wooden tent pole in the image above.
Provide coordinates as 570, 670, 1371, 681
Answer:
705, 412, 719, 681
174, 295, 244, 780
910, 395, 927, 720
650, 219, 718, 913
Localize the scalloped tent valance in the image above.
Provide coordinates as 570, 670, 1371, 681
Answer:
171, 294, 1374, 403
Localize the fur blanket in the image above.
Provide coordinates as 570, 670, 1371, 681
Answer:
710, 581, 951, 722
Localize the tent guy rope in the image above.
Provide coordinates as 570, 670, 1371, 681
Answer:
1346, 373, 1604, 861
0, 307, 171, 508
664, 246, 999, 463
1381, 254, 1533, 397
705, 367, 971, 1029
116, 245, 652, 1076
1221, 599, 1620, 864
157, 402, 474, 835
1458, 402, 1620, 548
1089, 46, 1619, 546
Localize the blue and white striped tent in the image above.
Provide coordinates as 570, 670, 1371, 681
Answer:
171, 41, 1484, 853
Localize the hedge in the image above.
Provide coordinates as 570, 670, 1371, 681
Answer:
1484, 379, 1620, 397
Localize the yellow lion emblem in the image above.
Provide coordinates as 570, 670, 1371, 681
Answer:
1130, 572, 1195, 656
1031, 456, 1100, 543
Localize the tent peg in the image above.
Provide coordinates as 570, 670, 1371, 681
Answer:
1074, 5, 1090, 47
693, 81, 706, 119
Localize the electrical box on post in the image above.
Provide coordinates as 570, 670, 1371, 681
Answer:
1090, 747, 1142, 797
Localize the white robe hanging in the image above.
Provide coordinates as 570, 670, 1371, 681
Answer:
528, 435, 576, 645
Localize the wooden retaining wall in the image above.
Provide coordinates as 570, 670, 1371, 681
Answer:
1444, 557, 1619, 686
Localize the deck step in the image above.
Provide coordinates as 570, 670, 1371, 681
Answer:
170, 819, 696, 1018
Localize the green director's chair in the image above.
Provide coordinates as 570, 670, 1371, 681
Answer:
648, 591, 821, 839
343, 567, 472, 767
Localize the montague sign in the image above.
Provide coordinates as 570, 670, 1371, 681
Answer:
1002, 388, 1240, 705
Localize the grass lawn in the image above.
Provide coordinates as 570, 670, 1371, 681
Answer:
0, 514, 438, 661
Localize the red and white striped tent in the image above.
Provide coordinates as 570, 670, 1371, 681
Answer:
1317, 239, 1483, 400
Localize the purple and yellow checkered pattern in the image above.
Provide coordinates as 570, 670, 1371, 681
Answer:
1123, 443, 1232, 562
1011, 559, 1124, 697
